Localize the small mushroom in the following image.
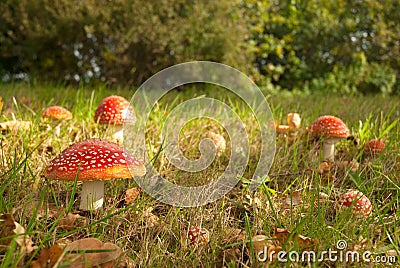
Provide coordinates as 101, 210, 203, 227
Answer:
364, 139, 385, 158
45, 138, 146, 210
94, 95, 135, 144
187, 226, 210, 246
338, 190, 372, 217
42, 106, 72, 120
309, 115, 350, 161
42, 106, 72, 136
287, 112, 301, 130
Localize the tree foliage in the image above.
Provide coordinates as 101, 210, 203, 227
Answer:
246, 0, 399, 93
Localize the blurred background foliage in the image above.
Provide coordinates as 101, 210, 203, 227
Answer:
0, 0, 399, 94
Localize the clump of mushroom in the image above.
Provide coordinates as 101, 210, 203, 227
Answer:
45, 138, 146, 210
338, 190, 372, 217
94, 95, 135, 144
309, 115, 350, 161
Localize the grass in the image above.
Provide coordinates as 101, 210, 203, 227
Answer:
0, 82, 399, 267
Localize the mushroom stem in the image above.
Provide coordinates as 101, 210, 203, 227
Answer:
80, 181, 105, 210
322, 141, 335, 162
110, 125, 124, 145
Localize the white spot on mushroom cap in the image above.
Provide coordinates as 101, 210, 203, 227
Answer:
45, 138, 144, 180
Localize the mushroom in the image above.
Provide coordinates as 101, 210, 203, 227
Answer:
187, 226, 210, 246
287, 112, 301, 130
338, 190, 372, 217
364, 139, 385, 158
309, 115, 350, 161
94, 96, 135, 144
42, 106, 73, 136
45, 138, 146, 210
42, 106, 72, 120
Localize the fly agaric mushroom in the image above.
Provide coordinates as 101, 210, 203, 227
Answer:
364, 139, 385, 157
45, 138, 146, 210
42, 106, 72, 120
309, 115, 350, 161
42, 106, 72, 136
187, 226, 210, 246
94, 95, 135, 144
338, 190, 372, 217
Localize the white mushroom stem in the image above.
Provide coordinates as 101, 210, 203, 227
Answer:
109, 125, 124, 145
80, 181, 105, 210
322, 141, 335, 161
322, 138, 342, 162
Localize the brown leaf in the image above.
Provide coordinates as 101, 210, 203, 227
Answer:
63, 238, 121, 268
124, 187, 142, 205
281, 190, 303, 210
318, 161, 332, 175
29, 244, 63, 268
297, 235, 318, 250
272, 228, 291, 245
0, 213, 36, 254
249, 235, 269, 253
59, 213, 89, 231
0, 214, 16, 247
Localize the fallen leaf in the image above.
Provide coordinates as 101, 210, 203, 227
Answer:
0, 213, 36, 254
318, 160, 332, 175
249, 235, 269, 253
124, 187, 142, 205
297, 234, 318, 250
29, 244, 63, 268
63, 238, 121, 268
0, 214, 16, 247
272, 228, 291, 245
281, 190, 303, 210
59, 213, 89, 231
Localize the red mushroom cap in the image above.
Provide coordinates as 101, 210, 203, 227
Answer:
45, 138, 145, 181
309, 115, 350, 139
187, 226, 210, 246
338, 190, 372, 217
364, 139, 385, 157
94, 96, 135, 125
42, 106, 72, 120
